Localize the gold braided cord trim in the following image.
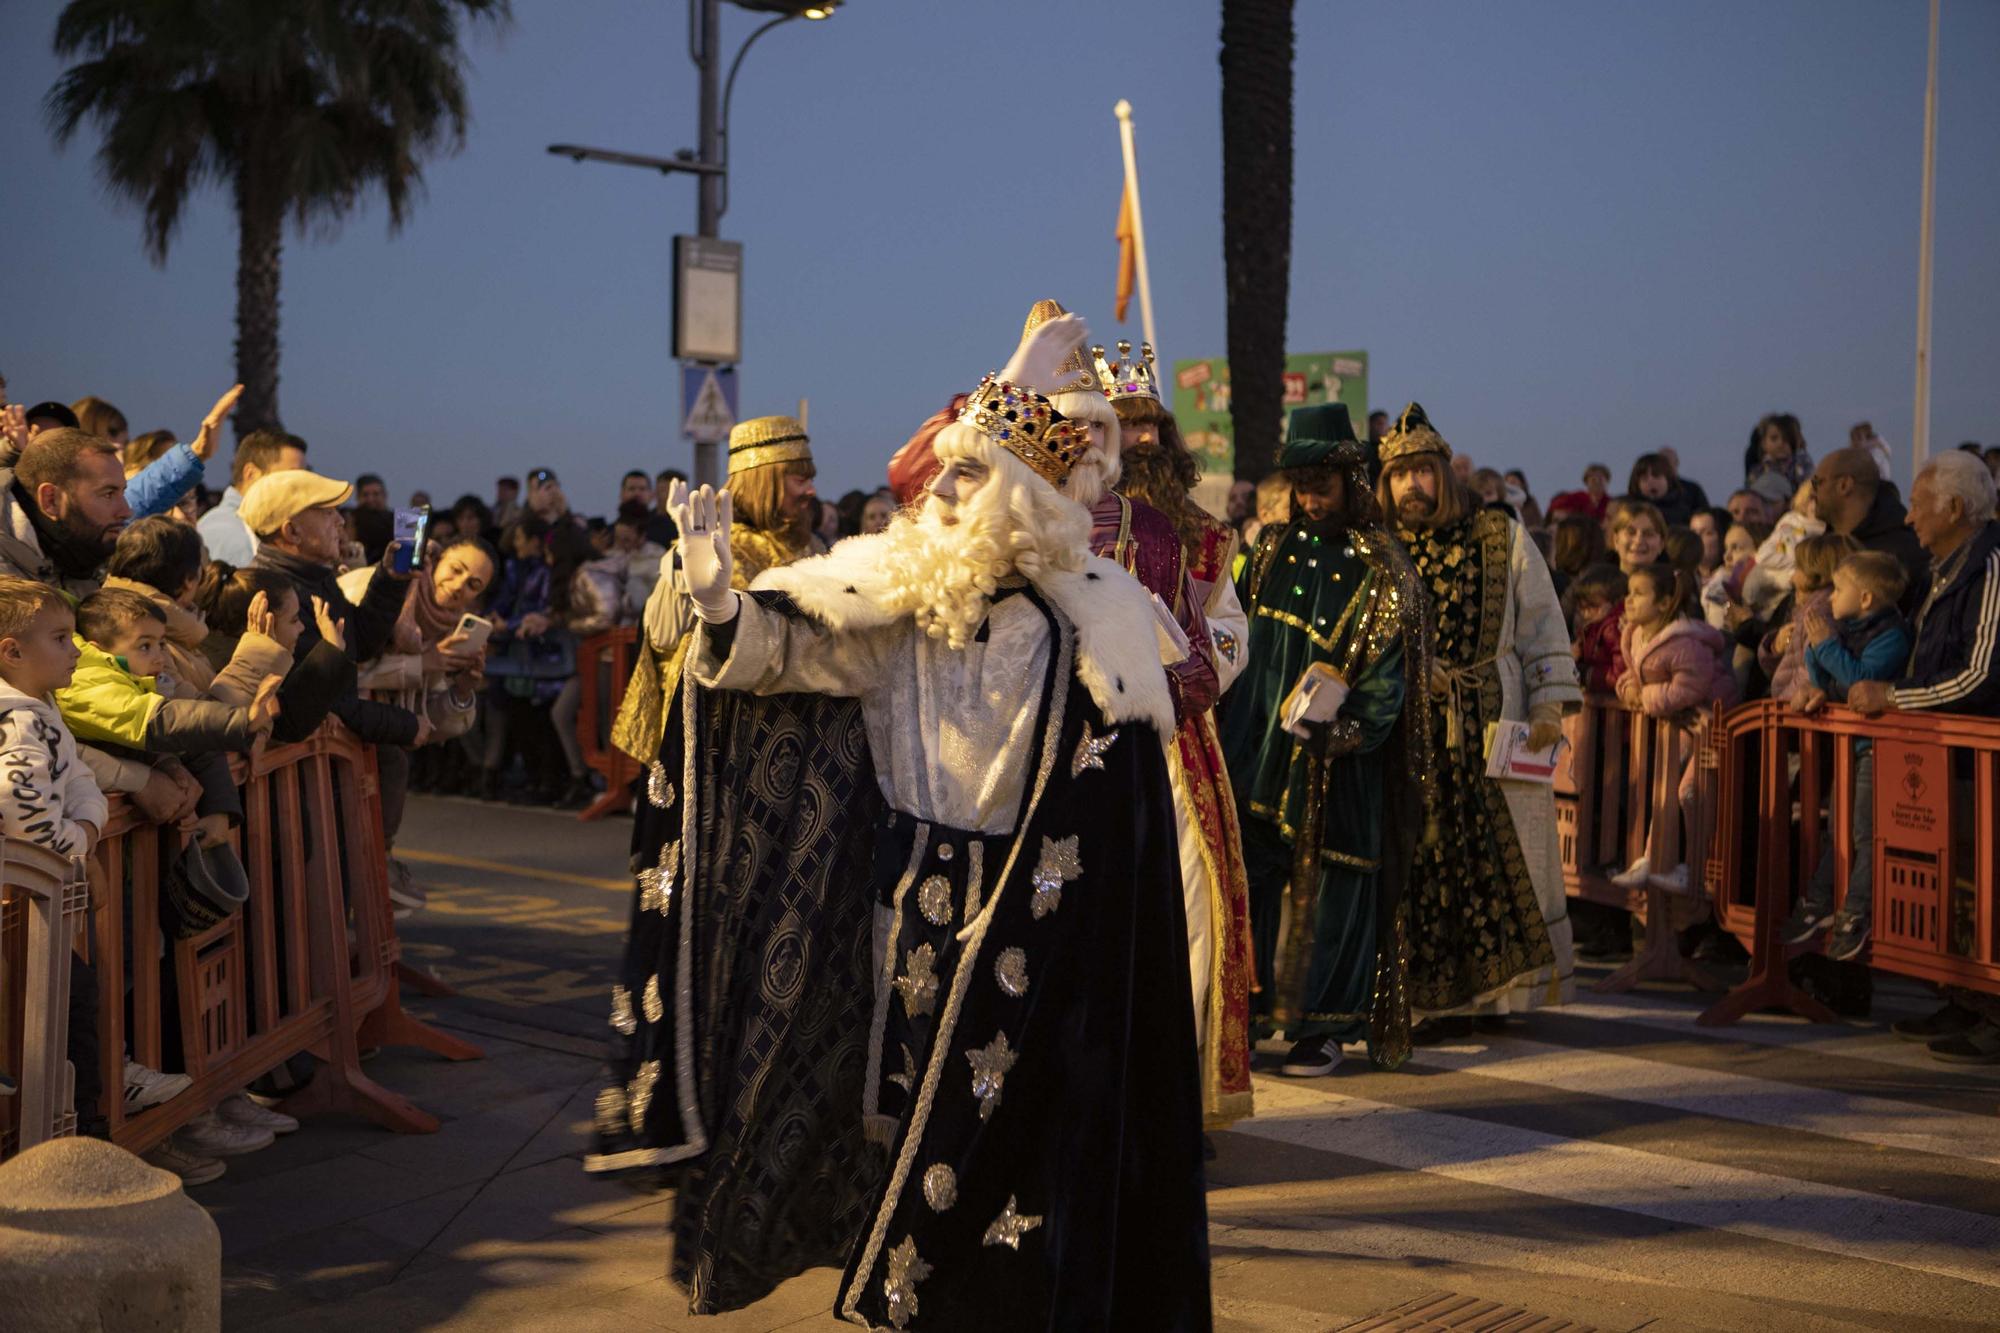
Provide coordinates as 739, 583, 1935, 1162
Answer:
1320, 849, 1381, 871
728, 440, 813, 475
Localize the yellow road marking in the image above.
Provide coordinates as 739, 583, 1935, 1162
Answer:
398, 847, 629, 893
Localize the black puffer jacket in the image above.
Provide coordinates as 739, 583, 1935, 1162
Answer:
1848, 484, 1930, 619
252, 547, 421, 746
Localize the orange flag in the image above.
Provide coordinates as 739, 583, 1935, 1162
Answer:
1114, 178, 1137, 323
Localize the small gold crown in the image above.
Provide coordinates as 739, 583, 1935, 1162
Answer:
1378, 401, 1451, 466
1092, 340, 1159, 405
958, 374, 1092, 486
1021, 299, 1102, 396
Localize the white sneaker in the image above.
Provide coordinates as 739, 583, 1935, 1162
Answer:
1649, 864, 1690, 892
1279, 1037, 1345, 1077
387, 859, 428, 914
178, 1110, 275, 1156
143, 1136, 226, 1186
1609, 856, 1652, 888
220, 1091, 298, 1135
124, 1060, 192, 1112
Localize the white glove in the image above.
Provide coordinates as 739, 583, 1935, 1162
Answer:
999, 311, 1090, 393
668, 480, 738, 623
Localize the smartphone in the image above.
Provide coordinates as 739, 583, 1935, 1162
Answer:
392, 506, 431, 574
452, 613, 494, 653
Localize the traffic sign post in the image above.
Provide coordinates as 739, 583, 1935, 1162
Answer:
682, 365, 739, 482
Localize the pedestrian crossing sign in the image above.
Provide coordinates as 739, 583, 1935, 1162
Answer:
682, 365, 738, 444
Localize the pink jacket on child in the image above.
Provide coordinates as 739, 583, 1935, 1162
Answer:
1759, 587, 1832, 703
1621, 616, 1740, 718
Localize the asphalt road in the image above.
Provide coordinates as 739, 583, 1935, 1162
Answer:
216, 791, 2000, 1332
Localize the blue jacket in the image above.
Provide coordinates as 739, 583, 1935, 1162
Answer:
125, 443, 205, 519
1805, 608, 1911, 700
1893, 520, 2000, 714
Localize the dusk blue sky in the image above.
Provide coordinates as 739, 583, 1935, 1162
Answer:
5, 0, 1996, 512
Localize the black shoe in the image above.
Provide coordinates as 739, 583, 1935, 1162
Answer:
1782, 904, 1834, 946
1693, 930, 1750, 965
555, 777, 596, 811
476, 769, 502, 803
1474, 1015, 1511, 1035
1928, 1020, 2000, 1065
1412, 1016, 1474, 1046
1825, 911, 1871, 963
1893, 1002, 1979, 1043
1279, 1036, 1344, 1077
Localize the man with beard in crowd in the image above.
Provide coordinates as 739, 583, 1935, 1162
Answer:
1223, 404, 1433, 1075
627, 311, 1209, 1330
0, 428, 131, 598
1378, 403, 1579, 1035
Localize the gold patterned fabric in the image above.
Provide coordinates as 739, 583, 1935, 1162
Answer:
1396, 510, 1556, 1013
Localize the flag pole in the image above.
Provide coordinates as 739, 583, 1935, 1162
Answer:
1114, 99, 1158, 352
1912, 0, 1939, 470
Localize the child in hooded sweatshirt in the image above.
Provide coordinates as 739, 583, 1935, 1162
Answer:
1612, 563, 1740, 892
57, 589, 280, 849
1782, 551, 1914, 963
1759, 533, 1860, 707
0, 576, 106, 857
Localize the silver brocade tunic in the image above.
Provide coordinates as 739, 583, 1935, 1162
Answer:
691, 589, 1052, 836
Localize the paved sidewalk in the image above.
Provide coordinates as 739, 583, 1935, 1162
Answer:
194, 797, 2000, 1331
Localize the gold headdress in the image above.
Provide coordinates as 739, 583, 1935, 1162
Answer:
1378, 401, 1451, 465
956, 375, 1091, 486
727, 415, 812, 476
1021, 299, 1103, 396
1092, 340, 1159, 405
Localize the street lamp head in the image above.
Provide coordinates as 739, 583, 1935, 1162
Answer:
802, 3, 838, 17
728, 0, 839, 15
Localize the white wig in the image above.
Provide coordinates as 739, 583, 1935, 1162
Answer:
878, 420, 1092, 649
1920, 450, 1999, 524
1051, 389, 1122, 508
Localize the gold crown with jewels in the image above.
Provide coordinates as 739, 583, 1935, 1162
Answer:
957, 374, 1092, 486
1092, 340, 1159, 405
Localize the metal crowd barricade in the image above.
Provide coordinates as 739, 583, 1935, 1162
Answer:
1698, 701, 2000, 1026
1555, 696, 1726, 994
0, 721, 477, 1163
0, 842, 89, 1156
574, 627, 641, 822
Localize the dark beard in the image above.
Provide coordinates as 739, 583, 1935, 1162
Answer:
1119, 447, 1189, 515
1396, 494, 1439, 528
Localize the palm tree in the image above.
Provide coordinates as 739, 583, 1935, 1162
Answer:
45, 0, 510, 436
1219, 0, 1295, 482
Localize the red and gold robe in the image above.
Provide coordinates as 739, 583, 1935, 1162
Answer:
1092, 493, 1255, 1128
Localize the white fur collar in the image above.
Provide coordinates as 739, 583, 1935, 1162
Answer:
750, 533, 1174, 731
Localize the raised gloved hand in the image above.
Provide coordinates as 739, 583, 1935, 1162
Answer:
999, 311, 1089, 394
667, 480, 738, 623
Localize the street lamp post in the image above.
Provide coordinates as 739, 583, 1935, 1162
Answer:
550, 0, 839, 482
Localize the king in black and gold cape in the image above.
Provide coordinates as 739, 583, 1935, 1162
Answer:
588, 417, 885, 1315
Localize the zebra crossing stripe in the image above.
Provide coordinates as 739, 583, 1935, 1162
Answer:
1234, 1077, 2000, 1289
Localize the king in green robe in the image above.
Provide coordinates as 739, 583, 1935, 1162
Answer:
1221, 404, 1434, 1075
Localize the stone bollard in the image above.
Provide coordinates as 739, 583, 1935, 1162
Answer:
0, 1136, 220, 1331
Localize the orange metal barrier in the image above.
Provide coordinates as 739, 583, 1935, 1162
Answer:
574, 628, 641, 823
1556, 697, 1726, 994
1698, 701, 2000, 1026
0, 843, 88, 1155
1, 723, 477, 1162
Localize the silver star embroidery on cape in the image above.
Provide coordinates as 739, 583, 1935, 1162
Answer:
922, 1162, 958, 1211
966, 1031, 1017, 1121
1029, 835, 1082, 920
641, 974, 665, 1024
883, 1235, 931, 1330
608, 983, 637, 1035
917, 874, 952, 927
994, 947, 1029, 998
1071, 721, 1118, 777
886, 1043, 918, 1093
894, 943, 939, 1018
646, 760, 675, 809
627, 1058, 661, 1134
981, 1195, 1043, 1250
